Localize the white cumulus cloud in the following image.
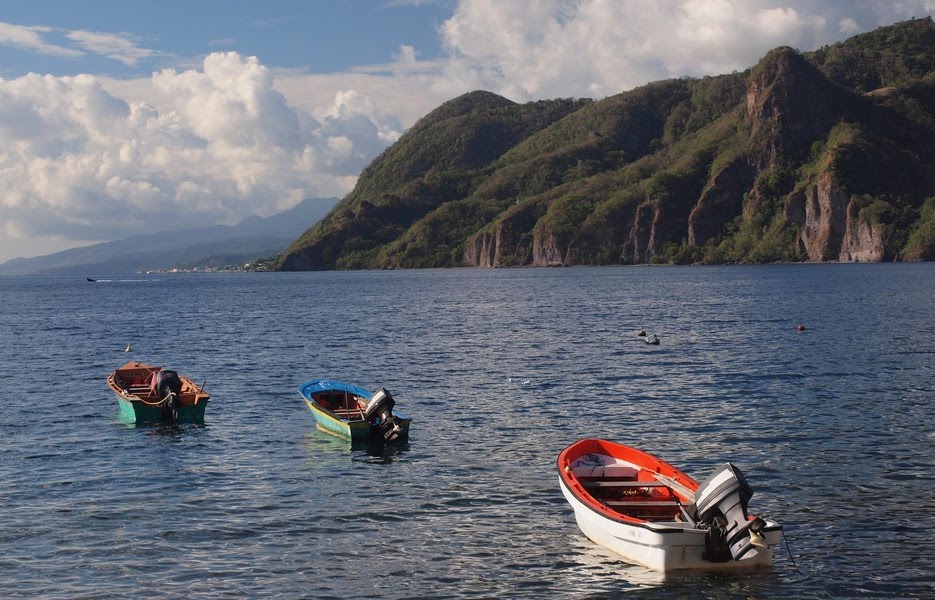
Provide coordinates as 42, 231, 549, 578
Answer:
0, 52, 406, 253
435, 0, 935, 101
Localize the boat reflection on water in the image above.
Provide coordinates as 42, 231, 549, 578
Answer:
564, 537, 670, 588
117, 416, 208, 435
563, 537, 784, 591
141, 423, 208, 437
302, 429, 410, 463
354, 440, 410, 464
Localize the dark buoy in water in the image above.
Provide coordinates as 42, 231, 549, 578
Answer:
796, 324, 806, 332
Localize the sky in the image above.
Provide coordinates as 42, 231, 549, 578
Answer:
1, 1, 934, 263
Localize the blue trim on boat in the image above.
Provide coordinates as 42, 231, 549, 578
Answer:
298, 379, 373, 400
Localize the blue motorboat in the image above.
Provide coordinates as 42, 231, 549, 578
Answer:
298, 379, 411, 443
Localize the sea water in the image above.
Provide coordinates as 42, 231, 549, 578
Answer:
0, 264, 933, 598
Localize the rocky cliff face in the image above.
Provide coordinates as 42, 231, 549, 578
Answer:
463, 230, 497, 268
531, 228, 565, 267
464, 207, 538, 267
688, 159, 757, 247
799, 171, 850, 261
621, 201, 657, 264
839, 200, 887, 261
784, 168, 889, 262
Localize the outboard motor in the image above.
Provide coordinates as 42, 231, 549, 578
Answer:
154, 370, 183, 424
364, 388, 402, 442
692, 463, 766, 562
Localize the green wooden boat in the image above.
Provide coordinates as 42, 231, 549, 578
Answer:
299, 379, 410, 443
108, 361, 209, 425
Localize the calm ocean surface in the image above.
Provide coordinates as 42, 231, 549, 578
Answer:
1, 264, 933, 598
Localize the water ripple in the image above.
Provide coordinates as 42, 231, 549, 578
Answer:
1, 265, 933, 597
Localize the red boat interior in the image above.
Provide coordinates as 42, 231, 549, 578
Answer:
561, 440, 697, 523
578, 472, 686, 521
112, 366, 161, 397
313, 391, 367, 419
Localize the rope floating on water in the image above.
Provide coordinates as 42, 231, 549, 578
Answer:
781, 527, 802, 575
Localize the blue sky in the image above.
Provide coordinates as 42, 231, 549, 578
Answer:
1, 0, 933, 263
0, 1, 451, 79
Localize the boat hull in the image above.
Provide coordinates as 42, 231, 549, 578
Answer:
115, 394, 208, 425
298, 379, 411, 444
558, 439, 781, 571
559, 477, 780, 571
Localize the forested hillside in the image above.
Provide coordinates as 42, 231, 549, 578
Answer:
280, 18, 935, 270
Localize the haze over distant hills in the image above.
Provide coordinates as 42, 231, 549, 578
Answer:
0, 197, 338, 276
280, 18, 935, 270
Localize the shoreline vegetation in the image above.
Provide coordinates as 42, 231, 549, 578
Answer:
149, 258, 932, 277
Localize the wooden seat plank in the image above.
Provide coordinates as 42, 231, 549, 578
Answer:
604, 500, 681, 507
582, 481, 667, 488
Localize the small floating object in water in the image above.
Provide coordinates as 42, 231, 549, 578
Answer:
124, 343, 132, 352
522, 380, 531, 385
796, 324, 806, 332
645, 334, 660, 345
86, 277, 96, 282
637, 329, 647, 337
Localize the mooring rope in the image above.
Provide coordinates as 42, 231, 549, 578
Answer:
781, 527, 802, 575
134, 391, 175, 407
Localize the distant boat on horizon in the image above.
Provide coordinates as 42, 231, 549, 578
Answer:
86, 277, 96, 282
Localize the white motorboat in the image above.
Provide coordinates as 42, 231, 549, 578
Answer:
558, 439, 782, 571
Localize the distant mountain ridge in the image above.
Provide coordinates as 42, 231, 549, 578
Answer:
279, 18, 935, 270
0, 197, 338, 276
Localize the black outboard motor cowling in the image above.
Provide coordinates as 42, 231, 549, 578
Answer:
154, 370, 183, 424
692, 463, 766, 562
364, 388, 402, 442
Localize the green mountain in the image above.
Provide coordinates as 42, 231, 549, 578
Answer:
280, 18, 935, 270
